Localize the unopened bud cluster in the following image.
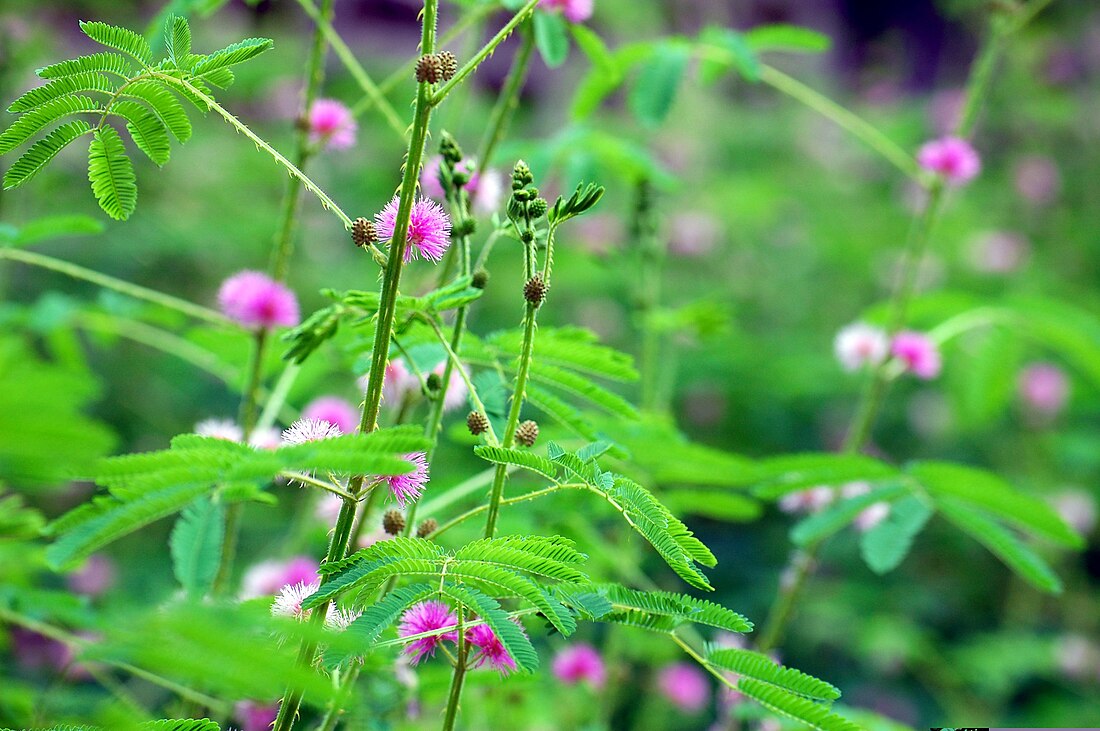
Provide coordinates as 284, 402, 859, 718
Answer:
352, 217, 377, 248
383, 509, 406, 535
415, 51, 457, 84
417, 518, 438, 538
467, 410, 490, 436
524, 274, 547, 307
515, 419, 539, 447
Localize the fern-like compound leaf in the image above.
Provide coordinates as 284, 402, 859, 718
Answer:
87, 125, 137, 220
0, 95, 101, 155
737, 679, 862, 731
707, 648, 840, 701
8, 72, 116, 113
192, 37, 274, 77
439, 584, 539, 672
473, 445, 559, 480
123, 80, 192, 142
2, 121, 91, 189
112, 99, 172, 165
164, 15, 193, 68
37, 52, 135, 80
79, 20, 153, 66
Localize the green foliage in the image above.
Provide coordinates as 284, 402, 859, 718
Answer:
0, 214, 104, 248
534, 12, 570, 68
706, 647, 840, 701
858, 495, 933, 574
440, 584, 539, 672
0, 15, 272, 218
737, 679, 862, 731
169, 495, 225, 598
751, 453, 899, 499
473, 445, 559, 480
789, 483, 908, 546
628, 41, 690, 127
589, 583, 752, 634
698, 27, 760, 83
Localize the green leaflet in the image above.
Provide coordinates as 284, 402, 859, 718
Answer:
169, 496, 225, 598
440, 584, 539, 672
859, 495, 933, 574
737, 679, 862, 731
88, 125, 138, 220
628, 41, 690, 127
790, 483, 908, 547
3, 121, 92, 191
596, 584, 752, 634
707, 648, 839, 701
80, 21, 152, 65
534, 11, 570, 68
473, 445, 559, 480
751, 452, 899, 498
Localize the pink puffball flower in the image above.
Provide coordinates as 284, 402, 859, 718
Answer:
66, 554, 116, 598
217, 270, 300, 330
381, 451, 430, 507
379, 358, 418, 407
432, 361, 468, 412
307, 98, 357, 151
891, 331, 942, 380
195, 418, 244, 442
656, 662, 711, 713
467, 621, 521, 675
234, 700, 280, 731
669, 212, 721, 258
271, 580, 320, 621
1018, 363, 1069, 416
834, 323, 889, 372
539, 0, 594, 23
552, 643, 606, 689
281, 417, 342, 445
375, 195, 452, 263
917, 136, 981, 185
420, 155, 504, 215
242, 556, 320, 599
398, 600, 458, 664
302, 396, 359, 434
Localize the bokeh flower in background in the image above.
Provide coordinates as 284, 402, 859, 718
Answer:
1018, 363, 1070, 417
307, 98, 356, 151
834, 323, 889, 372
302, 396, 359, 435
917, 136, 980, 185
241, 556, 320, 599
552, 643, 607, 689
1013, 154, 1061, 205
217, 271, 300, 330
967, 230, 1030, 274
891, 331, 942, 380
66, 554, 116, 598
538, 0, 593, 23
234, 700, 279, 731
656, 662, 710, 712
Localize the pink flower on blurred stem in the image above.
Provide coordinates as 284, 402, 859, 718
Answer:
303, 396, 359, 434
1013, 154, 1061, 205
11, 627, 74, 673
553, 643, 606, 689
398, 600, 458, 664
375, 196, 452, 263
656, 662, 710, 712
916, 136, 980, 185
1018, 363, 1069, 416
1050, 489, 1096, 537
67, 554, 116, 598
380, 452, 430, 507
778, 486, 834, 514
281, 417, 342, 445
834, 323, 889, 372
472, 168, 504, 215
195, 418, 244, 442
967, 230, 1030, 274
242, 556, 320, 599
307, 98, 356, 151
891, 331, 942, 380
467, 621, 522, 675
539, 0, 594, 23
432, 361, 468, 412
217, 270, 300, 330
234, 700, 279, 731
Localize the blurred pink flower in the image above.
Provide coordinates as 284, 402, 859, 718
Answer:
248, 426, 282, 450
967, 230, 1030, 274
1050, 489, 1096, 537
381, 452, 430, 507
303, 396, 359, 434
379, 358, 418, 408
375, 196, 452, 263
307, 98, 356, 151
656, 662, 710, 712
399, 600, 458, 664
927, 88, 966, 135
421, 155, 476, 200
835, 323, 889, 372
281, 417, 342, 445
217, 270, 300, 330
552, 643, 606, 689
669, 212, 721, 257
891, 331, 942, 380
917, 136, 980, 185
242, 556, 320, 599
1018, 363, 1069, 416
195, 418, 243, 442
67, 554, 116, 598
539, 0, 593, 23
779, 486, 835, 514
855, 502, 891, 532
234, 700, 279, 731
467, 621, 521, 675
11, 627, 74, 673
432, 361, 468, 412
1013, 154, 1061, 205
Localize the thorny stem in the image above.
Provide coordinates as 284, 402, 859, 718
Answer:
440, 607, 470, 731
755, 11, 1025, 653
474, 25, 535, 172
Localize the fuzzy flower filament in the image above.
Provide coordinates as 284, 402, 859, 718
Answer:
398, 601, 458, 664
307, 99, 357, 151
375, 195, 452, 263
379, 452, 430, 507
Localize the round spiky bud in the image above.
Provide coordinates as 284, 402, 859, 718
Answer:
352, 217, 377, 248
452, 217, 476, 238
417, 518, 438, 538
439, 131, 463, 165
383, 509, 406, 535
528, 198, 548, 219
524, 274, 547, 306
512, 160, 533, 188
515, 419, 539, 447
425, 372, 443, 393
416, 54, 444, 84
437, 51, 458, 81
520, 229, 535, 244
467, 410, 489, 436
471, 269, 489, 289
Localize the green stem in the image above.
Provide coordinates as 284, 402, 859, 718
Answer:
631, 180, 665, 412
0, 247, 232, 326
315, 664, 360, 731
473, 25, 535, 171
429, 0, 541, 107
293, 0, 407, 140
441, 610, 470, 731
431, 484, 565, 538
757, 64, 921, 181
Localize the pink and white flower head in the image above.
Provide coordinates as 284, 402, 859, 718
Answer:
1050, 489, 1096, 537
552, 643, 606, 689
234, 700, 279, 731
854, 502, 891, 532
281, 417, 342, 446
375, 195, 452, 263
656, 662, 710, 712
248, 426, 282, 450
217, 270, 300, 330
432, 361, 468, 412
195, 418, 244, 442
967, 230, 1030, 274
381, 452, 430, 507
834, 323, 889, 372
917, 136, 981, 185
539, 0, 594, 23
271, 580, 320, 621
325, 605, 361, 632
398, 600, 458, 664
778, 486, 835, 514
1018, 363, 1069, 417
891, 331, 942, 380
467, 621, 522, 675
242, 556, 320, 599
303, 396, 359, 435
67, 554, 117, 598
307, 98, 357, 151
1013, 154, 1061, 205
